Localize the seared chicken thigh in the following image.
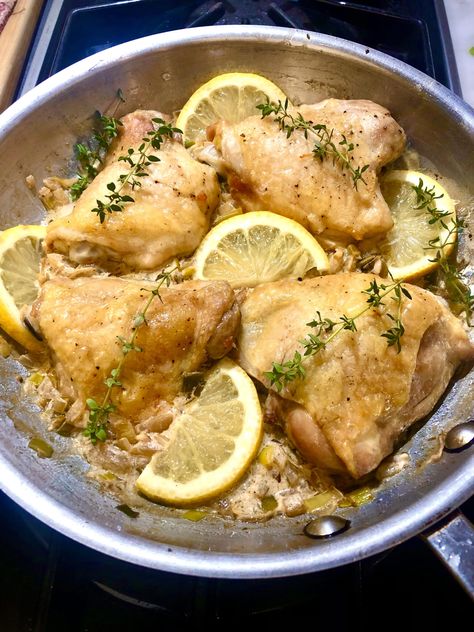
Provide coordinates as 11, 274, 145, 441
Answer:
46, 111, 220, 270
237, 274, 473, 478
212, 99, 406, 242
34, 277, 239, 430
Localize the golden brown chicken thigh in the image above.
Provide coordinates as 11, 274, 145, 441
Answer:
45, 110, 220, 271
212, 99, 406, 243
34, 277, 239, 431
237, 273, 473, 478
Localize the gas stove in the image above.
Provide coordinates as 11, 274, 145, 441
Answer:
18, 0, 461, 98
2, 1, 473, 630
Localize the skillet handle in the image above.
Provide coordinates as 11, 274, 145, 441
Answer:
421, 510, 474, 598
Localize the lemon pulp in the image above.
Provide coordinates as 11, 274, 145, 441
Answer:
136, 358, 263, 505
0, 224, 45, 351
379, 170, 456, 280
193, 211, 329, 288
176, 72, 288, 143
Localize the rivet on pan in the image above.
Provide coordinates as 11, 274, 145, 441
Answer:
304, 515, 350, 539
444, 421, 474, 452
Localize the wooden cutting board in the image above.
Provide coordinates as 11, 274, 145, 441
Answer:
0, 0, 44, 113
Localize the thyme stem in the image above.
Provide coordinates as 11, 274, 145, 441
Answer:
91, 118, 181, 223
265, 279, 411, 392
257, 98, 369, 188
70, 114, 123, 201
84, 267, 176, 444
414, 177, 473, 324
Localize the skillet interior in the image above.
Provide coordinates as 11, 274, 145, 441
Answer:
0, 26, 472, 578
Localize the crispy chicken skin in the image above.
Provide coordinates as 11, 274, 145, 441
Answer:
45, 110, 220, 270
237, 273, 474, 478
33, 277, 239, 429
212, 99, 406, 242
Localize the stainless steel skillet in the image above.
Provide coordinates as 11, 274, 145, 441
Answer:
0, 25, 472, 585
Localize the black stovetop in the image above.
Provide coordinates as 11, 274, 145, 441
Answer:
1, 491, 472, 631
18, 0, 460, 98
5, 1, 470, 629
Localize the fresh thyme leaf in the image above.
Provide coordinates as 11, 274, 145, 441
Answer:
70, 115, 123, 201
363, 279, 385, 307
104, 367, 122, 388
91, 118, 182, 223
257, 99, 369, 188
264, 351, 306, 392
265, 280, 410, 390
84, 399, 115, 444
117, 336, 142, 355
302, 333, 326, 356
340, 315, 357, 331
414, 178, 473, 324
381, 314, 405, 353
411, 177, 450, 224
401, 287, 412, 300
84, 267, 177, 444
93, 115, 122, 152
86, 397, 99, 410
133, 313, 146, 328
429, 249, 474, 324
70, 175, 90, 200
306, 311, 335, 334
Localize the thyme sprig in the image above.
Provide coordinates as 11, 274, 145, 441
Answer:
380, 283, 406, 353
91, 118, 181, 223
412, 177, 450, 224
84, 267, 176, 444
70, 115, 123, 201
265, 279, 411, 392
257, 98, 369, 188
430, 251, 474, 324
414, 178, 473, 324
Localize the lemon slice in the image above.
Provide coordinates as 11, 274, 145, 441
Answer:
0, 224, 45, 351
176, 72, 288, 143
379, 170, 457, 280
193, 211, 329, 288
137, 358, 263, 506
